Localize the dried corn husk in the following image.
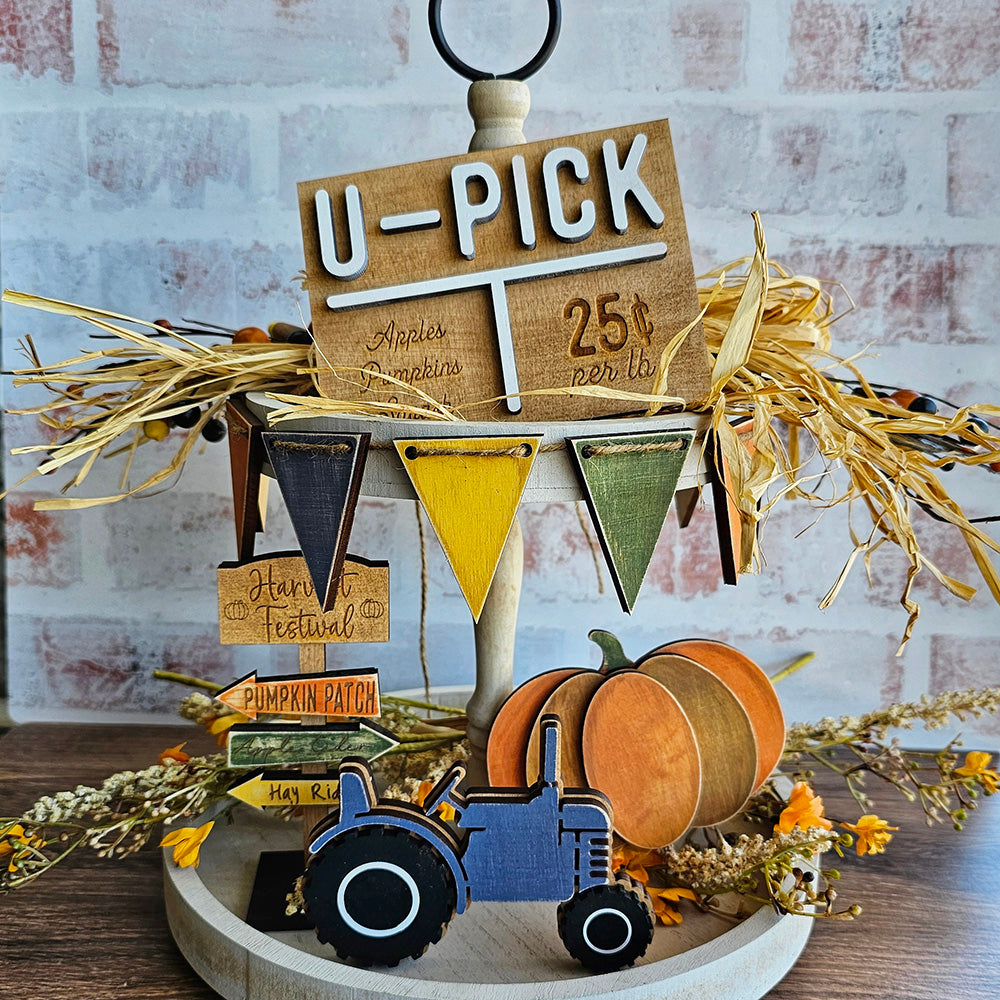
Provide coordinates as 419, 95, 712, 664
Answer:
692, 215, 1000, 651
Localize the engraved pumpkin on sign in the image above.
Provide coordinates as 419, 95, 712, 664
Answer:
224, 600, 251, 621
360, 598, 385, 620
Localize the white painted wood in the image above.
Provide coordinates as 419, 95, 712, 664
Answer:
164, 744, 813, 1000
245, 395, 711, 504
324, 241, 668, 309
467, 79, 531, 152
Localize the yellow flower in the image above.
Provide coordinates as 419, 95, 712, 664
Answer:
0, 822, 25, 853
414, 780, 456, 822
840, 814, 898, 856
775, 782, 833, 835
160, 821, 215, 868
159, 742, 191, 765
611, 844, 666, 885
647, 886, 699, 926
0, 823, 46, 872
955, 751, 999, 794
207, 712, 248, 746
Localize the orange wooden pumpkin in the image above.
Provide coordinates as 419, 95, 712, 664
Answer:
486, 631, 781, 850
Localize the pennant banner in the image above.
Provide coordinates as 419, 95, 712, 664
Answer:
262, 431, 370, 611
396, 436, 540, 620
568, 429, 694, 613
226, 397, 269, 561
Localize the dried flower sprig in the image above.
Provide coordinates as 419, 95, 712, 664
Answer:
662, 828, 858, 920
783, 687, 1000, 826
617, 683, 998, 921
0, 752, 238, 892
1, 677, 470, 894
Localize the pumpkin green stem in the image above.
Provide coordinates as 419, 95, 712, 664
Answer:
589, 629, 634, 674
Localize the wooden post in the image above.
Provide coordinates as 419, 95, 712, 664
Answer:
467, 515, 523, 783
467, 78, 530, 151
462, 80, 530, 781
298, 643, 327, 851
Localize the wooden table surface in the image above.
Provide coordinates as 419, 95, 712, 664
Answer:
1, 723, 998, 1000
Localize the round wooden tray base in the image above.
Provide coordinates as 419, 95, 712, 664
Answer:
165, 804, 812, 1000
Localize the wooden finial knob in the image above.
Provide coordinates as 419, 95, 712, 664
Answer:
467, 79, 530, 151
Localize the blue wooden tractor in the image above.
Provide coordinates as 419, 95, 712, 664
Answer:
303, 716, 655, 971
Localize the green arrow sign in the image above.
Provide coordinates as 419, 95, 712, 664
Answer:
227, 721, 399, 769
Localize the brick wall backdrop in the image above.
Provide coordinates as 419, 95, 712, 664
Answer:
2, 1, 998, 742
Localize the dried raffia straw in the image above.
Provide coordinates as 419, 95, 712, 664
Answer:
1, 290, 313, 508
689, 213, 1000, 651
4, 212, 1000, 648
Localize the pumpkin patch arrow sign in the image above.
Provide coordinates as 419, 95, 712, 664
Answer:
227, 721, 399, 769
216, 668, 381, 721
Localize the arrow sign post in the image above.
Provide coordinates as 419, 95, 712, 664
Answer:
228, 770, 341, 810
216, 668, 380, 721
227, 721, 399, 769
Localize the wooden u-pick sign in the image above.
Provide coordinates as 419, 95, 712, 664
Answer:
228, 770, 340, 809
217, 551, 388, 645
227, 721, 398, 769
298, 119, 710, 420
216, 668, 380, 721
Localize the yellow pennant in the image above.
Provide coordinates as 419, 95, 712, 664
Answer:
396, 437, 540, 620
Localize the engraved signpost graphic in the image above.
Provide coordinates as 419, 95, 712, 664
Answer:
227, 722, 399, 769
227, 770, 341, 810
217, 551, 388, 645
298, 119, 710, 421
216, 668, 381, 721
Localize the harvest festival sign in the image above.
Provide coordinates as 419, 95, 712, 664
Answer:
217, 551, 388, 645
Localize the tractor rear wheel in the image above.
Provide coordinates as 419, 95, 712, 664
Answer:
304, 825, 456, 966
557, 875, 654, 972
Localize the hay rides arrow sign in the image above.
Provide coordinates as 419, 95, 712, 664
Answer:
227, 770, 341, 810
298, 119, 710, 421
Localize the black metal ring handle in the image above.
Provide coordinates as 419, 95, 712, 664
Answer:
428, 0, 561, 81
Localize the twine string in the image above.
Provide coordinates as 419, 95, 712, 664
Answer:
414, 504, 432, 704
403, 443, 534, 460
581, 439, 688, 459
574, 500, 605, 595
270, 440, 351, 455
370, 438, 694, 453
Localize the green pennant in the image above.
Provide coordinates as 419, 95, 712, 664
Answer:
568, 429, 694, 613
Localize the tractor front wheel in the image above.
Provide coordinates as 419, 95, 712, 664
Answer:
304, 825, 456, 966
557, 875, 654, 972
